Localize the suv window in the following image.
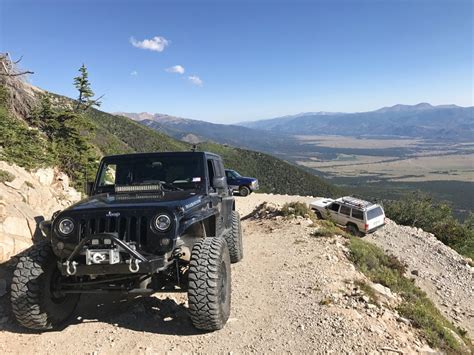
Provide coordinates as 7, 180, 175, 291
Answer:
351, 209, 364, 220
340, 205, 351, 216
207, 160, 215, 185
329, 203, 340, 212
367, 207, 384, 220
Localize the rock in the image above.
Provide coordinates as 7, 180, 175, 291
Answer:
4, 178, 25, 190
1, 216, 31, 239
0, 162, 80, 262
411, 270, 419, 276
34, 168, 55, 186
370, 283, 395, 300
397, 317, 411, 325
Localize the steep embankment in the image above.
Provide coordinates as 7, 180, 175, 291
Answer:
367, 221, 474, 337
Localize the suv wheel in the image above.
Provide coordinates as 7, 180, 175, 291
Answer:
314, 210, 323, 219
11, 241, 80, 330
346, 223, 361, 237
239, 186, 250, 197
188, 237, 231, 331
224, 211, 243, 263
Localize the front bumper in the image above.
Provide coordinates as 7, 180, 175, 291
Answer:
59, 257, 165, 276
58, 233, 166, 276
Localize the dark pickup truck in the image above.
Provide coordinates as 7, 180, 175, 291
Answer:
225, 169, 259, 197
11, 151, 243, 331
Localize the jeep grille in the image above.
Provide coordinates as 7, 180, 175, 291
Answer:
78, 216, 149, 246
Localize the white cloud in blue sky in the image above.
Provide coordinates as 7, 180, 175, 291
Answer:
188, 75, 203, 86
130, 70, 138, 76
130, 36, 169, 52
166, 65, 185, 74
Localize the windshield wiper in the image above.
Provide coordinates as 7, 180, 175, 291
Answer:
160, 182, 183, 191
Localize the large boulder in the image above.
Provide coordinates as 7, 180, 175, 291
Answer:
0, 161, 81, 262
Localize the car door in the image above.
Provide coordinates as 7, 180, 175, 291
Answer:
338, 205, 352, 226
225, 170, 238, 191
326, 202, 341, 223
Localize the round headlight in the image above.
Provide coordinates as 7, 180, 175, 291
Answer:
58, 218, 75, 235
153, 214, 171, 232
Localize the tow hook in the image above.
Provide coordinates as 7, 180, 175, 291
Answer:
65, 261, 78, 276
127, 258, 141, 273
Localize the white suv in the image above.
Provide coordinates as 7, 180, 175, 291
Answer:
310, 196, 386, 235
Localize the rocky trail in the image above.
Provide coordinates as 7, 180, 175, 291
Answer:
2, 193, 464, 353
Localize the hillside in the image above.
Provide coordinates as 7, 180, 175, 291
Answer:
240, 103, 474, 141
0, 74, 340, 197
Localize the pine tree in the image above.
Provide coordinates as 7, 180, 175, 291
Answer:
73, 64, 102, 111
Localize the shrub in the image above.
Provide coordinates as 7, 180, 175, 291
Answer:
385, 192, 474, 260
0, 169, 15, 183
281, 202, 316, 219
312, 219, 347, 238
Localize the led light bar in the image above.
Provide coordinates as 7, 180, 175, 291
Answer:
115, 185, 162, 193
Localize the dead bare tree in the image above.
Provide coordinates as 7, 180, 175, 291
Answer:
0, 53, 39, 119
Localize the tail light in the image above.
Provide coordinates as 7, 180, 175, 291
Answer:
364, 223, 369, 231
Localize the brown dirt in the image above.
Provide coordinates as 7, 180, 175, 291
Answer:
0, 194, 437, 353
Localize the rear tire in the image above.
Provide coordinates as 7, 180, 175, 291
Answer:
10, 242, 80, 330
314, 210, 323, 219
224, 211, 243, 263
239, 186, 250, 197
188, 237, 231, 331
346, 223, 361, 237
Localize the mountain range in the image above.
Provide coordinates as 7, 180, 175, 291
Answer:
117, 103, 473, 146
240, 103, 474, 141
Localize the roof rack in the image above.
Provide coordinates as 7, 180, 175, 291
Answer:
340, 196, 373, 209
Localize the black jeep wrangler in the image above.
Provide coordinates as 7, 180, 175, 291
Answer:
11, 152, 243, 331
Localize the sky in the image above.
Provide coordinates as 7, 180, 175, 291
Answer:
1, 0, 473, 123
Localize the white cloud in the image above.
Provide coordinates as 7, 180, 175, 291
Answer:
166, 65, 185, 74
130, 70, 138, 76
188, 75, 203, 86
130, 36, 169, 52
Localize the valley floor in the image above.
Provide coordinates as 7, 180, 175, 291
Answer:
0, 194, 471, 353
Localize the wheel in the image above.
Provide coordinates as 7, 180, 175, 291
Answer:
188, 237, 231, 331
314, 210, 323, 219
224, 211, 243, 263
346, 223, 360, 237
10, 241, 80, 330
239, 186, 250, 197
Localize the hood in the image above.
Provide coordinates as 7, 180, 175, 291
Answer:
64, 191, 205, 212
235, 176, 257, 182
310, 198, 334, 209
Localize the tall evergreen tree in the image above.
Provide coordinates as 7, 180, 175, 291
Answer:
73, 64, 102, 111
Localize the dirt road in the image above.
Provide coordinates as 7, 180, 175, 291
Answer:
0, 194, 434, 353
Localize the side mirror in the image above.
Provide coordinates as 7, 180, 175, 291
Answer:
84, 181, 94, 196
212, 176, 226, 189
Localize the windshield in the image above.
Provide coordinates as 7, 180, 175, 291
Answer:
96, 155, 204, 193
227, 170, 241, 178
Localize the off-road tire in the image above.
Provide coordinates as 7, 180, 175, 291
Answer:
224, 211, 243, 263
346, 223, 361, 237
314, 210, 323, 219
188, 237, 231, 331
239, 185, 250, 197
10, 241, 80, 330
